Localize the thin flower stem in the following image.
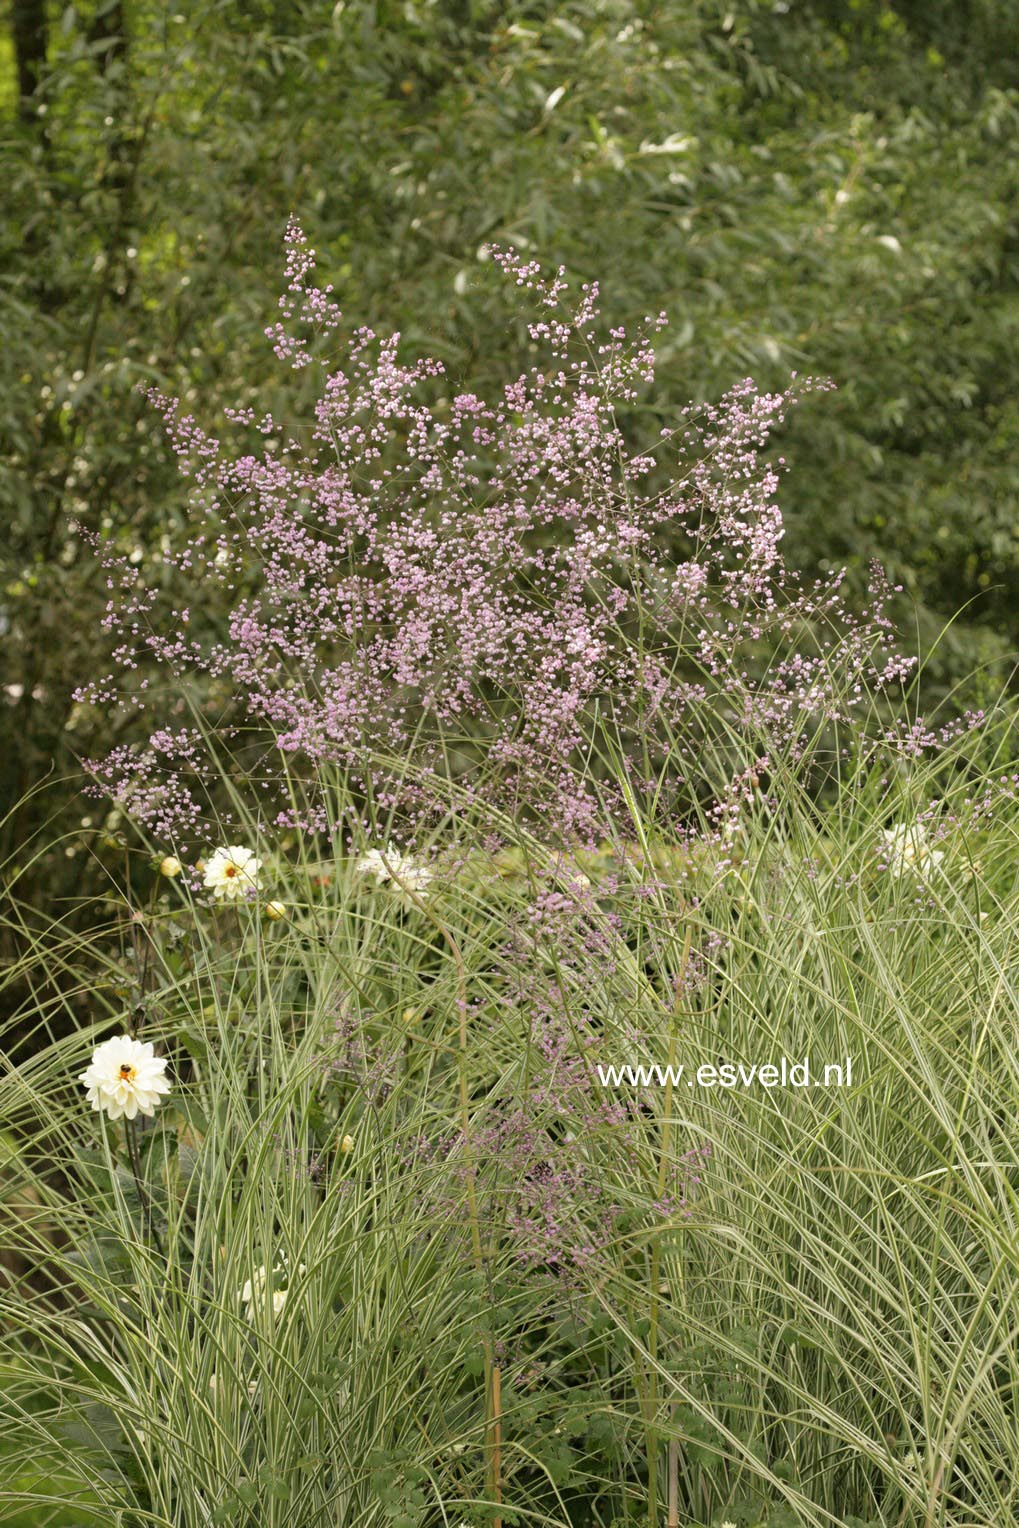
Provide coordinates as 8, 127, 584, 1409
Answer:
125, 1115, 163, 1259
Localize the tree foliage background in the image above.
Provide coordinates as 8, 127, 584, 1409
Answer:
2, 0, 1018, 915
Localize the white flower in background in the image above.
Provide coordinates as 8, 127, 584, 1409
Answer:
202, 844, 262, 901
238, 1265, 267, 1313
238, 1258, 305, 1322
158, 855, 182, 878
555, 859, 591, 892
79, 1035, 171, 1121
720, 816, 743, 845
881, 822, 944, 879
210, 1373, 258, 1400
355, 843, 434, 898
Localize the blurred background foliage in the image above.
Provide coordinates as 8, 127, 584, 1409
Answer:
2, 0, 1019, 917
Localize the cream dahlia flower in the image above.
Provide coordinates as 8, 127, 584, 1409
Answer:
881, 822, 944, 879
239, 1259, 305, 1321
202, 844, 262, 901
354, 843, 434, 898
79, 1035, 171, 1122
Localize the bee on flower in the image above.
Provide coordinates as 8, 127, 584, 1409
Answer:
354, 843, 434, 899
79, 1036, 171, 1121
202, 845, 262, 901
880, 822, 945, 879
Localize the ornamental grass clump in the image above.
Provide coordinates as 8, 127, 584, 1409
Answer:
5, 694, 1019, 1527
77, 221, 924, 857
7, 224, 1014, 1528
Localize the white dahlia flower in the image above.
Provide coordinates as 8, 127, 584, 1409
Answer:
354, 843, 433, 898
79, 1035, 171, 1122
202, 845, 262, 901
881, 822, 944, 879
239, 1259, 305, 1321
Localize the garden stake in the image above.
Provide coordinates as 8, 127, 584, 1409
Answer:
648, 927, 691, 1528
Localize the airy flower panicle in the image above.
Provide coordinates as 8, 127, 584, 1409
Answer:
76, 224, 951, 851
79, 1035, 171, 1122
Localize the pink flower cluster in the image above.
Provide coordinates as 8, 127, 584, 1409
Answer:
78, 222, 920, 848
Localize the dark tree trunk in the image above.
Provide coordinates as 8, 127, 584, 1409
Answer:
88, 2, 132, 214
11, 0, 49, 124
88, 0, 129, 76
